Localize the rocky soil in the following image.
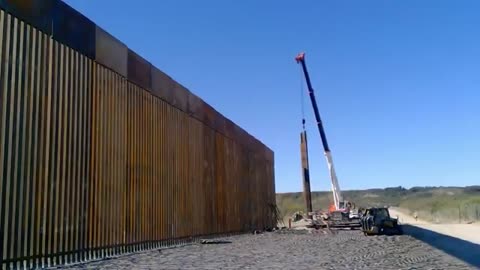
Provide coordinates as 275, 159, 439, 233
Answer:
55, 229, 476, 269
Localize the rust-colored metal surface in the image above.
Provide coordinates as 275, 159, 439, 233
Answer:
151, 66, 175, 104
0, 0, 54, 34
95, 26, 127, 77
52, 0, 95, 59
224, 118, 236, 140
127, 49, 151, 90
203, 103, 216, 129
187, 92, 204, 122
172, 82, 189, 112
0, 11, 93, 267
0, 6, 276, 269
212, 109, 226, 134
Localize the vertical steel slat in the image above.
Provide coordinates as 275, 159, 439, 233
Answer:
126, 82, 131, 248
48, 38, 57, 265
99, 65, 105, 254
160, 100, 165, 243
133, 82, 137, 248
117, 72, 122, 249
173, 107, 177, 241
110, 70, 116, 250
56, 43, 67, 264
52, 42, 63, 264
96, 64, 103, 255
158, 100, 162, 243
62, 45, 71, 263
37, 31, 48, 268
141, 87, 145, 246
147, 94, 151, 245
138, 85, 142, 246
172, 105, 176, 241
83, 57, 92, 261
141, 89, 145, 246
151, 98, 155, 244
151, 99, 156, 243
116, 76, 121, 249
70, 49, 78, 262
123, 80, 129, 248
17, 22, 31, 269
168, 102, 172, 244
126, 82, 132, 248
0, 11, 7, 267
97, 65, 104, 254
133, 84, 138, 246
27, 24, 39, 268
22, 23, 33, 267
166, 104, 171, 243
161, 100, 164, 243
39, 31, 50, 268
103, 67, 109, 252
13, 19, 25, 268
183, 113, 188, 238
66, 48, 75, 263
88, 61, 97, 257
155, 99, 160, 243
104, 65, 110, 252
121, 76, 127, 249
162, 100, 166, 242
5, 16, 20, 265
110, 68, 116, 251
129, 82, 133, 248
112, 69, 118, 250
78, 55, 87, 261
2, 14, 15, 263
141, 90, 145, 245
129, 84, 134, 246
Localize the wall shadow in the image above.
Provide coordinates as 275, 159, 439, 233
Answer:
402, 224, 480, 267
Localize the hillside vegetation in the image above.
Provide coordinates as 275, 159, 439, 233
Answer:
277, 186, 480, 224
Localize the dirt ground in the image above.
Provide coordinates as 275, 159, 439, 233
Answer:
55, 229, 476, 270
390, 207, 480, 245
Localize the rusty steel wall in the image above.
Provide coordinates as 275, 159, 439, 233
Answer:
0, 2, 275, 269
0, 9, 93, 268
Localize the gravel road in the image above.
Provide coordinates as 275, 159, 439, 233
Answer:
390, 207, 480, 244
56, 229, 476, 269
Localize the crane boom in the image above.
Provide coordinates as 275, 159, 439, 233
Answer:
295, 52, 343, 210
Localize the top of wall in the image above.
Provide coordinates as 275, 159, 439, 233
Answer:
0, 0, 273, 161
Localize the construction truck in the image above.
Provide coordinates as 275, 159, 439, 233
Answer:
361, 207, 403, 235
296, 52, 361, 229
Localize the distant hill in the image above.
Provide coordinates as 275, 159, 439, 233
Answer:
276, 186, 480, 224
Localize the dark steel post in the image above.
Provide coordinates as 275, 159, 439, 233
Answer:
300, 131, 313, 216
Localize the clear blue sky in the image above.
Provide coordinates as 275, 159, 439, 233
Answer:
65, 0, 479, 193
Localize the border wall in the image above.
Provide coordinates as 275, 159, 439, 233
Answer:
0, 1, 275, 268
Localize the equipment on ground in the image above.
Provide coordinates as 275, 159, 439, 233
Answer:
295, 52, 360, 228
360, 207, 403, 235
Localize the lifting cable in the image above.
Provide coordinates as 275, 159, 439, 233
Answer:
299, 65, 306, 131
